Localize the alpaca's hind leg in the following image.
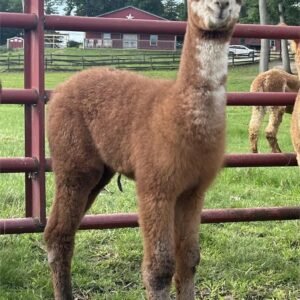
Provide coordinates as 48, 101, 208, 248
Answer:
265, 107, 285, 153
137, 182, 176, 300
249, 106, 266, 153
174, 188, 203, 300
44, 168, 103, 300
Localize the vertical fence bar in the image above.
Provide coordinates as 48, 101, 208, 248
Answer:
24, 1, 46, 224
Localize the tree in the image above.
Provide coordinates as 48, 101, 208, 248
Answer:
0, 0, 23, 45
176, 1, 186, 21
63, 0, 125, 16
259, 0, 270, 72
162, 0, 179, 20
278, 2, 291, 73
63, 0, 164, 17
45, 0, 65, 14
240, 0, 300, 25
129, 0, 164, 16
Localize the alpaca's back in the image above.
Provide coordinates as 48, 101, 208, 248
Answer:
250, 69, 299, 93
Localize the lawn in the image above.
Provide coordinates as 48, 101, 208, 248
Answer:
0, 64, 299, 299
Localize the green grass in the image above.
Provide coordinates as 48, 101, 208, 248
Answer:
0, 65, 299, 299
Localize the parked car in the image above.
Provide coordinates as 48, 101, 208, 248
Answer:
229, 45, 255, 57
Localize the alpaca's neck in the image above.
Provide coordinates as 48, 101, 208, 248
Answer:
172, 23, 232, 140
177, 23, 231, 93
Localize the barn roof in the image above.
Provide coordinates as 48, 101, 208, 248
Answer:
97, 6, 167, 21
7, 36, 24, 40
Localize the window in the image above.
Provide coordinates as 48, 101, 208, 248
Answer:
270, 40, 276, 47
103, 33, 112, 48
123, 34, 138, 49
103, 33, 111, 40
150, 35, 158, 46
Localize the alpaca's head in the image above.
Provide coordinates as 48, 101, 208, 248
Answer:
189, 0, 242, 31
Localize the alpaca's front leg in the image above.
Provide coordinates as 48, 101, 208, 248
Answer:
137, 183, 176, 300
174, 188, 204, 300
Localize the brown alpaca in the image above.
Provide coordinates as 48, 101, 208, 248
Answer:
248, 69, 300, 153
291, 40, 300, 165
44, 1, 241, 299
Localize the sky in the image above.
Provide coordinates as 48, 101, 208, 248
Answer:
57, 5, 85, 42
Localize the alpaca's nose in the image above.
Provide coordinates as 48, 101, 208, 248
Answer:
215, 0, 230, 10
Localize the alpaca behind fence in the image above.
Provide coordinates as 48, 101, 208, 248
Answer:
44, 1, 242, 299
248, 68, 300, 153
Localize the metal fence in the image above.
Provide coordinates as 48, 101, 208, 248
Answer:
0, 1, 299, 234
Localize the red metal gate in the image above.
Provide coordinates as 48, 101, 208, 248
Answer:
0, 1, 300, 234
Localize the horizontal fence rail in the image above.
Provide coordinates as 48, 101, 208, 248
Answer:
227, 92, 297, 106
0, 12, 300, 38
1, 206, 299, 234
0, 12, 37, 29
1, 90, 298, 106
0, 88, 38, 104
0, 153, 297, 174
0, 7, 299, 235
0, 158, 38, 173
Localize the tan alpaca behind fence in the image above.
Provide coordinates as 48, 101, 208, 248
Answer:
248, 67, 300, 153
44, 1, 242, 299
291, 40, 300, 165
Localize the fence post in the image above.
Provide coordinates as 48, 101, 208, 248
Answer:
24, 0, 46, 224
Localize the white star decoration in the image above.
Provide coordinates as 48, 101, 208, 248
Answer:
126, 13, 135, 20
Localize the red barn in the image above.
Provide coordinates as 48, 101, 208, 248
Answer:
7, 37, 24, 50
85, 6, 177, 51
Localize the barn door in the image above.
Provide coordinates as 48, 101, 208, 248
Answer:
123, 34, 138, 49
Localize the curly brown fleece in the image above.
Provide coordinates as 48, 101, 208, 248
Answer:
291, 40, 300, 164
44, 1, 241, 299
